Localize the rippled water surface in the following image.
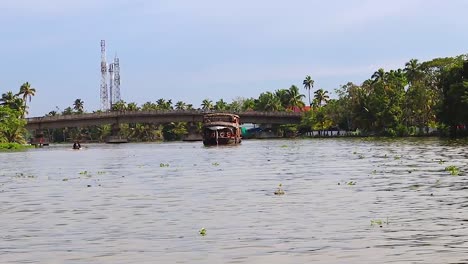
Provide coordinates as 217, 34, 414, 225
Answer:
1, 138, 468, 263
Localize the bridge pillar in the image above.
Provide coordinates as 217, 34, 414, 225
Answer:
183, 122, 202, 141
106, 122, 128, 143
111, 123, 121, 136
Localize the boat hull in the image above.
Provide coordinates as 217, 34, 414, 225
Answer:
203, 137, 241, 146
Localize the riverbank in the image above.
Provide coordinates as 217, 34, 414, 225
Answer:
0, 143, 33, 151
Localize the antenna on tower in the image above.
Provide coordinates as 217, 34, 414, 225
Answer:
113, 55, 121, 104
100, 40, 109, 111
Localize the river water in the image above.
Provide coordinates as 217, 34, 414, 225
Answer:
1, 138, 468, 263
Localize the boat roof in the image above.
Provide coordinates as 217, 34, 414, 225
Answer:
204, 113, 239, 118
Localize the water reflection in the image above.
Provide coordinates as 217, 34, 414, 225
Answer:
0, 138, 467, 263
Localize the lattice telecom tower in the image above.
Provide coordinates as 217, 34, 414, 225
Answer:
100, 40, 121, 110
100, 40, 109, 111
113, 55, 121, 104
108, 62, 114, 107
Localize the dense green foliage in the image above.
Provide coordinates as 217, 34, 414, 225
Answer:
0, 82, 35, 145
300, 55, 468, 137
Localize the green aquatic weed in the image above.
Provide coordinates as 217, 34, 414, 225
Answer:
79, 171, 88, 175
212, 162, 219, 166
445, 165, 460, 176
160, 163, 170, 167
199, 228, 206, 236
347, 181, 357, 186
371, 218, 389, 227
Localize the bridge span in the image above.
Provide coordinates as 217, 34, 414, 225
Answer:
26, 110, 303, 130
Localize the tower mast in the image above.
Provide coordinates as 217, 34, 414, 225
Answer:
109, 62, 114, 108
100, 40, 109, 110
113, 55, 121, 104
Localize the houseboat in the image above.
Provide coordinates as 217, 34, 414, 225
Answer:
202, 113, 242, 146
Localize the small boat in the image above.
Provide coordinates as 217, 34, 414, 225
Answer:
72, 142, 82, 150
202, 113, 242, 146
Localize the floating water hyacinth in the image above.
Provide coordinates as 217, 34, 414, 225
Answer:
199, 228, 206, 236
160, 163, 169, 167
274, 183, 285, 195
445, 165, 460, 176
371, 218, 389, 227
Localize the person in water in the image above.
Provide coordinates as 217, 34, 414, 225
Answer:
73, 141, 81, 149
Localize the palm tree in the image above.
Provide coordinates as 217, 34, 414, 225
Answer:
303, 75, 314, 107
1, 91, 17, 106
127, 102, 139, 111
256, 92, 283, 111
62, 107, 73, 115
286, 85, 305, 109
175, 101, 186, 110
1, 91, 24, 113
371, 68, 387, 84
141, 101, 158, 111
16, 82, 36, 111
314, 88, 329, 107
46, 110, 58, 117
404, 59, 422, 85
275, 89, 289, 109
156, 98, 166, 109
201, 99, 213, 110
73, 99, 84, 114
112, 100, 127, 111
214, 99, 228, 111
242, 98, 256, 111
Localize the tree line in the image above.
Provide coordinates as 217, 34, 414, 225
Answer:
2, 54, 468, 144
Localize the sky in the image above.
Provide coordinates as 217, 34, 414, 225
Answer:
1, 0, 468, 117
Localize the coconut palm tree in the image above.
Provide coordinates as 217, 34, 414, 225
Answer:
242, 98, 256, 111
111, 100, 127, 111
404, 59, 422, 85
1, 91, 17, 106
62, 107, 73, 115
16, 82, 36, 111
73, 99, 84, 114
201, 99, 213, 110
256, 92, 283, 111
313, 88, 329, 107
1, 92, 24, 113
286, 85, 305, 109
214, 99, 228, 111
275, 89, 289, 109
303, 75, 314, 107
127, 102, 139, 111
371, 68, 387, 84
141, 101, 158, 111
175, 101, 186, 110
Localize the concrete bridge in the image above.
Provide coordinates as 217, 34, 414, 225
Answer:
26, 110, 303, 130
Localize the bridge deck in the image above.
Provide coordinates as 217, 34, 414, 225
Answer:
26, 110, 303, 130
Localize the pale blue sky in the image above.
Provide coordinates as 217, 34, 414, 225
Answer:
1, 0, 468, 116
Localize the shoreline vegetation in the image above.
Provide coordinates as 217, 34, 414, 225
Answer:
0, 142, 31, 151
1, 55, 468, 145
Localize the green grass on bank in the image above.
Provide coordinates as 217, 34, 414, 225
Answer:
0, 143, 32, 151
